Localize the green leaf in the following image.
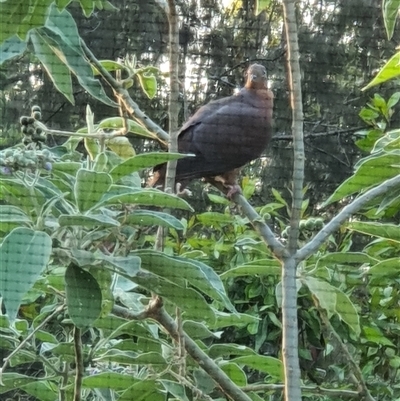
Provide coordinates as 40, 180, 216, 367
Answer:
82, 372, 139, 390
255, 0, 271, 15
118, 380, 164, 401
0, 228, 52, 323
0, 373, 38, 395
0, 35, 27, 64
324, 151, 400, 205
197, 212, 234, 226
316, 252, 375, 269
137, 70, 157, 99
208, 344, 256, 359
106, 137, 136, 159
123, 210, 184, 230
367, 258, 400, 278
91, 59, 126, 75
110, 152, 190, 182
19, 381, 57, 401
74, 169, 112, 212
382, 0, 400, 40
97, 186, 194, 211
183, 321, 219, 339
303, 276, 337, 316
97, 117, 159, 140
160, 380, 189, 401
58, 213, 120, 228
232, 355, 283, 380
18, 0, 54, 39
96, 350, 165, 365
39, 4, 117, 107
346, 221, 400, 242
207, 193, 230, 205
0, 205, 32, 232
220, 362, 247, 386
362, 51, 400, 90
30, 30, 74, 104
363, 325, 395, 346
0, 1, 26, 43
79, 0, 95, 16
65, 264, 102, 328
335, 291, 360, 336
221, 259, 281, 278
134, 250, 236, 313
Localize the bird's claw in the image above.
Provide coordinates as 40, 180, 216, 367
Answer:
226, 184, 242, 199
176, 182, 193, 197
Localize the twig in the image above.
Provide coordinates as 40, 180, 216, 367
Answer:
319, 310, 376, 401
73, 327, 83, 401
295, 174, 400, 262
81, 40, 170, 144
0, 303, 66, 380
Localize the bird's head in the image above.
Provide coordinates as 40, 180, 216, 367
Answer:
245, 64, 268, 89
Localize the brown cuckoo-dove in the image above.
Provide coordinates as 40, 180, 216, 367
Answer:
149, 63, 274, 196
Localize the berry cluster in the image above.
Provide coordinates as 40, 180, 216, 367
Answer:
0, 148, 54, 175
20, 105, 46, 147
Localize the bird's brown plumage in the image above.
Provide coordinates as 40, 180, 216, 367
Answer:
149, 64, 274, 195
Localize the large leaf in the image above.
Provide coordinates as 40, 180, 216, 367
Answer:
304, 276, 360, 335
0, 0, 53, 43
231, 355, 283, 380
74, 169, 112, 212
110, 152, 191, 182
221, 259, 281, 278
98, 117, 159, 140
35, 4, 117, 107
134, 250, 236, 313
362, 51, 400, 90
65, 264, 102, 328
0, 35, 27, 64
123, 210, 184, 230
0, 205, 32, 232
97, 186, 193, 211
382, 0, 400, 40
324, 151, 400, 205
118, 380, 164, 401
346, 221, 400, 243
30, 30, 74, 104
81, 372, 139, 390
58, 213, 120, 228
0, 228, 52, 323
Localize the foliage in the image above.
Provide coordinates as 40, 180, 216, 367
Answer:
0, 0, 400, 400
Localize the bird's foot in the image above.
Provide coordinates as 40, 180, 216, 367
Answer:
176, 182, 193, 197
226, 184, 242, 199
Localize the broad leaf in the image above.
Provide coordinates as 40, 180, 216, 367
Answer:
123, 210, 184, 230
0, 228, 52, 323
221, 259, 281, 278
58, 214, 120, 228
232, 355, 283, 380
74, 169, 112, 212
65, 264, 102, 328
0, 35, 27, 64
110, 152, 191, 182
347, 221, 400, 242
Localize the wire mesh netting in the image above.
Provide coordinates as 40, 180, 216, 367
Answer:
0, 0, 399, 400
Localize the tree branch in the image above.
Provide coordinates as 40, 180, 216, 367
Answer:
281, 0, 304, 399
295, 174, 400, 262
81, 40, 169, 144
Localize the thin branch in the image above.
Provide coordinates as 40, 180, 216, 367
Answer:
81, 41, 169, 144
73, 326, 83, 401
232, 193, 288, 259
295, 174, 400, 262
146, 302, 253, 401
0, 303, 66, 379
319, 310, 376, 401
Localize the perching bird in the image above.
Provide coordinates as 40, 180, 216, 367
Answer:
149, 63, 274, 197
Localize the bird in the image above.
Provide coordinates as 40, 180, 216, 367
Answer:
148, 63, 274, 197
